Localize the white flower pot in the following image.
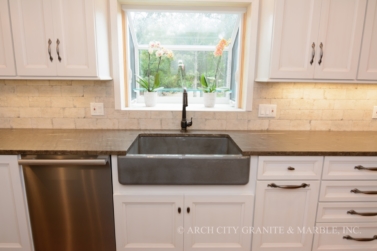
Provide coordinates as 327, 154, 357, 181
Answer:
144, 92, 157, 107
203, 92, 216, 108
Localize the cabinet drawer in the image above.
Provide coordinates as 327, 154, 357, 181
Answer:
320, 181, 377, 202
323, 157, 377, 180
258, 156, 323, 180
317, 202, 377, 223
313, 223, 377, 251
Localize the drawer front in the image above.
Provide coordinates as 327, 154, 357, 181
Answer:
313, 223, 377, 251
258, 156, 323, 180
320, 181, 377, 202
317, 202, 377, 223
323, 157, 377, 180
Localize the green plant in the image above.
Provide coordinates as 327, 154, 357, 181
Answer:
199, 38, 231, 93
136, 41, 173, 92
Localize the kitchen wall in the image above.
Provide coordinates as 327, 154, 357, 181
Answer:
0, 80, 376, 131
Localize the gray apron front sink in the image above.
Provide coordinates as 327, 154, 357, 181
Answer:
118, 134, 250, 185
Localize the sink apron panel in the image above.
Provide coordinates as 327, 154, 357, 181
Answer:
118, 156, 250, 185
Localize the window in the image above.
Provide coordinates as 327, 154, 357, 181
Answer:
124, 7, 244, 108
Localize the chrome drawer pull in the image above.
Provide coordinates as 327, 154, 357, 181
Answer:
350, 188, 377, 195
18, 159, 107, 166
343, 235, 377, 242
287, 166, 295, 171
267, 183, 310, 189
355, 165, 377, 171
347, 210, 377, 216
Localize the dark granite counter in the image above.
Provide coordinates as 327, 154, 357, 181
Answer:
0, 129, 376, 156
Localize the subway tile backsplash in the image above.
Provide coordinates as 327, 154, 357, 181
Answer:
0, 80, 376, 131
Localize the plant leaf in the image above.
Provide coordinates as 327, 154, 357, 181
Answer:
200, 74, 208, 88
136, 76, 149, 91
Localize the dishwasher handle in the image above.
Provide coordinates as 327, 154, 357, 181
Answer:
18, 159, 108, 166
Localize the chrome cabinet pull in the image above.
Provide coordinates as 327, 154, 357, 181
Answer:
187, 207, 190, 214
178, 207, 181, 214
18, 159, 107, 166
355, 165, 377, 171
318, 42, 323, 65
48, 39, 53, 62
343, 235, 377, 242
347, 210, 377, 217
350, 188, 377, 195
287, 166, 295, 171
267, 183, 310, 189
56, 39, 62, 62
310, 42, 315, 65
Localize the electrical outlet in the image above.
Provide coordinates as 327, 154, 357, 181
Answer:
373, 106, 377, 119
258, 104, 277, 118
90, 103, 104, 116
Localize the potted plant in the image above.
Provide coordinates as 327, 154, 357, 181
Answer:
200, 38, 230, 108
137, 41, 173, 107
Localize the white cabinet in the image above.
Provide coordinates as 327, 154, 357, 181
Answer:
252, 180, 320, 251
9, 0, 110, 79
0, 0, 16, 76
257, 0, 368, 82
113, 194, 253, 251
0, 155, 33, 251
269, 0, 321, 79
113, 195, 184, 251
314, 0, 366, 80
358, 0, 377, 80
184, 195, 253, 251
9, 0, 56, 76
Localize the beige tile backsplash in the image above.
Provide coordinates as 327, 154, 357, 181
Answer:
0, 80, 376, 131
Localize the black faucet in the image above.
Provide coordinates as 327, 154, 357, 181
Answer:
181, 88, 192, 131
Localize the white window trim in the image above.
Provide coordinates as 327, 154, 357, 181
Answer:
109, 0, 260, 111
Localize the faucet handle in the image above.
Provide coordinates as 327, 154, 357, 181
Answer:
187, 117, 193, 127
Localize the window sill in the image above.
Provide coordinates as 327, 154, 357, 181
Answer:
122, 103, 245, 112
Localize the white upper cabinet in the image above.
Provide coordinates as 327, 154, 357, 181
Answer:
270, 0, 321, 79
8, 0, 110, 79
314, 0, 366, 80
257, 0, 369, 82
52, 0, 97, 77
0, 0, 16, 76
358, 0, 377, 80
9, 0, 56, 76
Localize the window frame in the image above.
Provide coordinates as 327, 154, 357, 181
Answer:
109, 0, 260, 111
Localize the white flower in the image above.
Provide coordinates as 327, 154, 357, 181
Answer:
148, 48, 154, 54
167, 50, 174, 59
149, 41, 155, 48
156, 50, 163, 58
155, 41, 161, 48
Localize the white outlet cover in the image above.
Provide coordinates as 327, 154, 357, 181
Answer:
373, 106, 377, 119
258, 104, 277, 118
90, 103, 104, 116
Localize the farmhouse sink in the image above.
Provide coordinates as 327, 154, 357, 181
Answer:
117, 134, 250, 185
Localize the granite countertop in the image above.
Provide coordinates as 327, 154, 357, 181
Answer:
0, 129, 376, 156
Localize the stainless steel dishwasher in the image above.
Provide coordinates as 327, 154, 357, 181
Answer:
19, 155, 116, 251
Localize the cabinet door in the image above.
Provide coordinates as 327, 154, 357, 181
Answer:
358, 0, 377, 80
0, 155, 33, 251
270, 0, 321, 79
113, 195, 184, 251
51, 0, 97, 76
314, 0, 367, 79
184, 195, 253, 251
9, 0, 56, 76
252, 181, 319, 251
0, 0, 16, 76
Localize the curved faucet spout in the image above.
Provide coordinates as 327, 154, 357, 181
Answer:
181, 88, 193, 131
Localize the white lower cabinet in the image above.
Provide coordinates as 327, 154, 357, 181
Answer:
312, 223, 377, 251
252, 180, 320, 251
0, 155, 33, 251
113, 195, 253, 251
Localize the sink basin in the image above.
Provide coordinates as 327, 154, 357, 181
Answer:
117, 134, 250, 185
